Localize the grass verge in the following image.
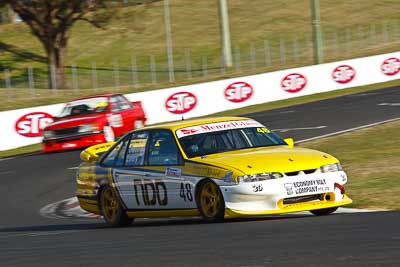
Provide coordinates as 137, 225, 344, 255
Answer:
0, 143, 42, 159
301, 120, 400, 210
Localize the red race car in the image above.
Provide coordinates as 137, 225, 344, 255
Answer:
42, 94, 147, 152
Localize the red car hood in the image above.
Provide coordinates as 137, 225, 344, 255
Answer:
45, 114, 105, 130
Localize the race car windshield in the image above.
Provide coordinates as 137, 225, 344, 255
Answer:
179, 127, 287, 158
58, 97, 109, 118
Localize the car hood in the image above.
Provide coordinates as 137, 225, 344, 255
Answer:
45, 114, 105, 130
189, 146, 338, 174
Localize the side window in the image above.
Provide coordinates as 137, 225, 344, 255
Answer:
148, 130, 180, 166
125, 131, 149, 166
101, 136, 130, 167
117, 95, 133, 111
110, 96, 121, 113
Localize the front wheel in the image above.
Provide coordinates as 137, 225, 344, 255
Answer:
100, 186, 133, 227
196, 180, 225, 223
310, 207, 338, 216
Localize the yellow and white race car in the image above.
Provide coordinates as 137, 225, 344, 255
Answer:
76, 116, 352, 226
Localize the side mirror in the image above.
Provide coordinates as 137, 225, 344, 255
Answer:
80, 149, 99, 163
80, 142, 115, 163
284, 138, 294, 148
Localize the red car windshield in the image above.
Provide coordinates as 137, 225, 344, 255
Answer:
58, 97, 109, 118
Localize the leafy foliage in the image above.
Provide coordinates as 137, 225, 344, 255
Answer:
0, 0, 112, 88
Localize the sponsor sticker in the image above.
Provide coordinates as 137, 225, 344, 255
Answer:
165, 167, 182, 178
284, 179, 330, 195
62, 143, 77, 148
224, 82, 253, 103
284, 183, 294, 195
15, 112, 54, 137
176, 120, 264, 138
381, 57, 400, 76
165, 92, 197, 114
332, 65, 356, 84
281, 73, 307, 93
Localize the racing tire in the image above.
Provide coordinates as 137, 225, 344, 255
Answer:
99, 186, 133, 227
196, 180, 225, 223
103, 126, 115, 142
134, 119, 144, 130
310, 207, 338, 216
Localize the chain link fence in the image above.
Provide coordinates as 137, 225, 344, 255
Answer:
0, 18, 399, 110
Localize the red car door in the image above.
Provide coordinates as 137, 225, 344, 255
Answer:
109, 95, 136, 137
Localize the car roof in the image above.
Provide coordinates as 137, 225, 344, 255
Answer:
72, 93, 117, 101
141, 116, 254, 132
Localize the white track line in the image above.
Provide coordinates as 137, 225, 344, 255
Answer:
273, 126, 327, 133
0, 157, 15, 162
378, 102, 400, 106
67, 167, 79, 170
296, 117, 400, 143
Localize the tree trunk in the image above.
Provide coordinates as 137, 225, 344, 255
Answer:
46, 44, 67, 89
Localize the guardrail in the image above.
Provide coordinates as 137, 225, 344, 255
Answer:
0, 51, 399, 151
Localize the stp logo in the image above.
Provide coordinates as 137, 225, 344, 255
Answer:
281, 73, 307, 93
15, 112, 54, 137
224, 82, 253, 103
332, 65, 356, 84
180, 129, 198, 135
381, 58, 400, 76
165, 92, 197, 114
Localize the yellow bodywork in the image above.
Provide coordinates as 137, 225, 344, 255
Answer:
80, 142, 115, 163
77, 116, 352, 218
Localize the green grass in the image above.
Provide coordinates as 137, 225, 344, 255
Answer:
0, 143, 41, 158
0, 0, 399, 110
301, 120, 400, 210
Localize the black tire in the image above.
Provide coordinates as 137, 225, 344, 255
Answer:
310, 207, 338, 216
99, 186, 133, 227
196, 180, 225, 223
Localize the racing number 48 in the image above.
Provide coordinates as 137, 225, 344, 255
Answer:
180, 183, 193, 202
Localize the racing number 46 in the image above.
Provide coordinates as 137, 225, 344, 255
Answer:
180, 183, 193, 202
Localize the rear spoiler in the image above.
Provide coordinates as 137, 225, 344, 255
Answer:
80, 142, 115, 163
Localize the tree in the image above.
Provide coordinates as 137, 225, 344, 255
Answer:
0, 1, 111, 89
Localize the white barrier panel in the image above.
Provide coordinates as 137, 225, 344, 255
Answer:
1, 52, 399, 151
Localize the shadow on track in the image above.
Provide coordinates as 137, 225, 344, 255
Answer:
0, 213, 317, 234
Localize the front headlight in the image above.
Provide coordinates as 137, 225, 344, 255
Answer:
320, 163, 342, 173
238, 172, 283, 183
43, 130, 53, 138
79, 123, 100, 133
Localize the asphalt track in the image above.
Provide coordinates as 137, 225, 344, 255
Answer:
0, 86, 399, 266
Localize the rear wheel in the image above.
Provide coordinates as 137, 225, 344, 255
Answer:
196, 180, 225, 222
100, 186, 133, 227
310, 207, 338, 216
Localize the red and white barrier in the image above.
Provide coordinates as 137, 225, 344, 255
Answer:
1, 52, 399, 151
